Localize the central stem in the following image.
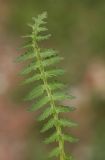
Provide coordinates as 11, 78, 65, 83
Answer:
32, 31, 66, 160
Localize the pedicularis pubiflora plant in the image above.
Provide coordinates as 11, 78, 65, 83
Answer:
16, 12, 78, 160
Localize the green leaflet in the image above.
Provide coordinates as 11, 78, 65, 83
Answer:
42, 56, 64, 67
45, 68, 65, 77
52, 92, 70, 101
22, 69, 65, 84
49, 147, 60, 158
20, 62, 37, 75
40, 49, 58, 58
32, 12, 47, 26
56, 106, 76, 113
37, 26, 48, 32
38, 107, 53, 121
20, 56, 63, 75
22, 34, 34, 38
48, 82, 66, 91
37, 34, 51, 41
22, 74, 41, 84
25, 83, 65, 101
53, 92, 75, 101
58, 118, 78, 128
38, 105, 75, 122
24, 85, 44, 101
45, 132, 78, 144
65, 155, 74, 160
29, 96, 50, 111
16, 51, 35, 62
63, 134, 79, 143
20, 44, 32, 49
44, 132, 58, 144
41, 118, 55, 132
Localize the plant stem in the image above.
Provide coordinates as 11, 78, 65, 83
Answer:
32, 30, 66, 160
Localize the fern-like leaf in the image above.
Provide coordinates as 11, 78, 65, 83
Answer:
17, 12, 78, 160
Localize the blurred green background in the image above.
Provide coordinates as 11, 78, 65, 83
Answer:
1, 0, 105, 160
8, 0, 105, 84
